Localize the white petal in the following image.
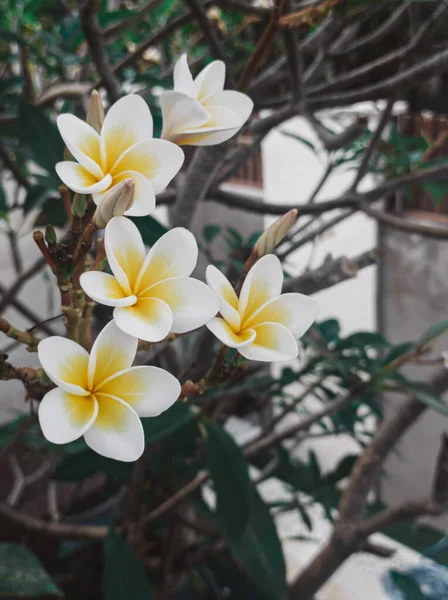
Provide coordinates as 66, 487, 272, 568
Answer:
56, 162, 112, 194
84, 393, 144, 462
95, 171, 156, 217
97, 366, 181, 417
80, 272, 137, 307
136, 228, 198, 294
206, 265, 240, 331
147, 277, 219, 334
105, 216, 146, 294
204, 90, 253, 123
57, 114, 103, 179
169, 105, 242, 146
39, 388, 98, 444
109, 139, 184, 194
114, 298, 173, 342
38, 337, 89, 396
88, 320, 138, 390
160, 91, 210, 141
238, 322, 298, 362
239, 254, 283, 323
173, 54, 197, 98
195, 60, 225, 102
101, 95, 153, 173
243, 293, 319, 338
206, 317, 255, 348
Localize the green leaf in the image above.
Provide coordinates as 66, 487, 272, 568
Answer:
224, 227, 243, 249
280, 130, 317, 154
417, 319, 448, 347
317, 318, 340, 344
203, 224, 221, 243
381, 341, 414, 366
23, 184, 51, 213
403, 381, 448, 418
103, 528, 154, 600
0, 543, 62, 596
18, 102, 64, 183
0, 185, 7, 219
206, 421, 252, 540
423, 182, 448, 204
327, 454, 358, 485
53, 446, 132, 482
130, 215, 168, 247
336, 331, 390, 352
389, 570, 430, 600
227, 488, 287, 600
142, 402, 194, 442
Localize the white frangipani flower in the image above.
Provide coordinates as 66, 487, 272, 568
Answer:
80, 217, 219, 342
55, 94, 184, 217
206, 255, 319, 362
38, 321, 181, 462
160, 54, 253, 146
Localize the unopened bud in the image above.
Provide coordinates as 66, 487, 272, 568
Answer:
254, 209, 297, 257
45, 225, 57, 245
94, 179, 135, 229
72, 193, 87, 218
87, 90, 105, 134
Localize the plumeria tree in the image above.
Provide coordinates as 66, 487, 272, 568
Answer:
2, 1, 448, 599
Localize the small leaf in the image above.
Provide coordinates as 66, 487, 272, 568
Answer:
0, 185, 7, 219
417, 319, 448, 348
130, 215, 168, 247
336, 331, 390, 352
327, 454, 358, 484
317, 318, 340, 344
280, 130, 317, 154
206, 421, 252, 540
203, 224, 221, 243
103, 528, 154, 600
0, 543, 62, 596
224, 227, 244, 249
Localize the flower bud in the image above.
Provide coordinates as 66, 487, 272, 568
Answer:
71, 193, 87, 218
87, 90, 105, 134
94, 179, 135, 229
254, 209, 297, 257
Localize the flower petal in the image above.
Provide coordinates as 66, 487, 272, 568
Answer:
173, 54, 197, 97
147, 277, 219, 334
205, 265, 240, 331
110, 139, 184, 195
136, 228, 198, 294
39, 388, 98, 444
206, 317, 255, 348
114, 297, 173, 342
101, 95, 153, 173
38, 337, 89, 396
195, 60, 225, 102
56, 162, 112, 194
95, 171, 156, 217
160, 91, 210, 141
80, 272, 136, 307
238, 322, 298, 362
243, 293, 319, 338
239, 254, 283, 323
88, 320, 138, 390
98, 366, 181, 417
204, 90, 253, 124
57, 114, 103, 179
84, 393, 144, 462
105, 216, 146, 294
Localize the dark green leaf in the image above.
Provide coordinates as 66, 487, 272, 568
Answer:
18, 102, 64, 183
0, 185, 7, 219
203, 224, 221, 243
53, 447, 132, 482
327, 454, 358, 484
103, 528, 154, 600
381, 341, 414, 366
224, 227, 243, 249
317, 318, 340, 344
423, 182, 448, 204
389, 571, 430, 600
227, 488, 287, 600
417, 319, 448, 348
206, 421, 252, 540
142, 402, 194, 442
23, 184, 51, 213
280, 130, 317, 154
131, 215, 168, 247
0, 543, 62, 596
336, 331, 390, 352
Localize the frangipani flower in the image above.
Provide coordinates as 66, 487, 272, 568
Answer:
206, 255, 318, 362
55, 94, 184, 217
38, 321, 181, 461
160, 54, 253, 146
80, 217, 219, 342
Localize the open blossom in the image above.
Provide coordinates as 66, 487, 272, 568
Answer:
160, 54, 253, 146
206, 255, 319, 362
80, 217, 219, 342
55, 94, 184, 217
38, 321, 181, 461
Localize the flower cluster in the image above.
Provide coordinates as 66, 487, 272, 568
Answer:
37, 55, 318, 462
